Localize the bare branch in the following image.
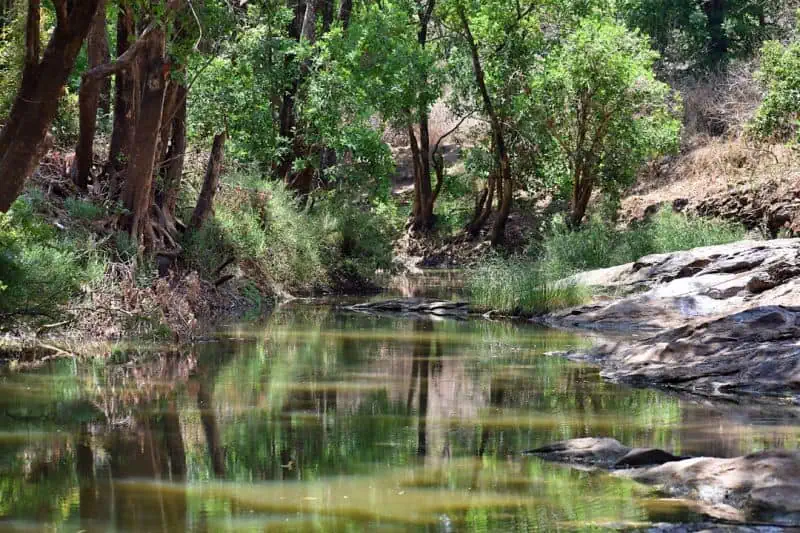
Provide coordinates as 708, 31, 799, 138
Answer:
82, 23, 158, 81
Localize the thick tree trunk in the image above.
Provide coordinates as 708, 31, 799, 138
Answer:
320, 0, 333, 33
569, 166, 593, 228
467, 173, 495, 236
198, 382, 226, 478
88, 4, 111, 114
489, 155, 512, 246
0, 0, 14, 29
283, 0, 320, 193
107, 2, 137, 174
190, 131, 227, 231
73, 0, 110, 189
121, 29, 168, 244
0, 0, 103, 212
407, 1, 437, 232
161, 405, 187, 480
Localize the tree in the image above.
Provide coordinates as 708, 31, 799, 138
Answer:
72, 2, 111, 189
751, 39, 800, 140
407, 0, 439, 232
455, 4, 512, 246
442, 0, 543, 245
0, 0, 104, 212
620, 0, 788, 69
524, 18, 680, 227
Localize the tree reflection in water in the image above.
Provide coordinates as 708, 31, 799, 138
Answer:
0, 307, 798, 530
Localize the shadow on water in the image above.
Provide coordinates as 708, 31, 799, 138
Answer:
0, 295, 799, 530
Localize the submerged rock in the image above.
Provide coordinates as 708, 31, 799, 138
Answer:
529, 438, 800, 527
523, 437, 685, 469
345, 298, 470, 317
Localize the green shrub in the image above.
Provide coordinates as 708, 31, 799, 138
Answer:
467, 258, 589, 316
0, 196, 104, 319
751, 40, 800, 140
182, 177, 396, 293
65, 198, 106, 221
534, 209, 748, 279
435, 171, 475, 235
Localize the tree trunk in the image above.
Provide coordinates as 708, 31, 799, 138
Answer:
0, 0, 103, 212
338, 0, 352, 29
283, 0, 320, 193
190, 131, 227, 231
407, 0, 437, 232
320, 0, 333, 33
161, 405, 187, 481
198, 382, 226, 478
89, 4, 111, 114
107, 2, 137, 174
702, 0, 728, 66
72, 0, 110, 190
490, 154, 512, 246
467, 173, 495, 236
458, 6, 513, 246
0, 0, 15, 30
569, 166, 593, 228
161, 85, 187, 218
121, 29, 168, 244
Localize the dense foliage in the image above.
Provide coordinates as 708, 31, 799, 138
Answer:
0, 0, 797, 328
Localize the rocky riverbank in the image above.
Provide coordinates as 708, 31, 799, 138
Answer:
545, 239, 800, 399
526, 438, 800, 527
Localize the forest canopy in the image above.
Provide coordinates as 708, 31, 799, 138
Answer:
0, 0, 799, 330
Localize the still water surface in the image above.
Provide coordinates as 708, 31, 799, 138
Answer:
1, 285, 800, 531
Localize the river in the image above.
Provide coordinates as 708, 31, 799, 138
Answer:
1, 276, 799, 531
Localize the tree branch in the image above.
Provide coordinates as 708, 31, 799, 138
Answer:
82, 22, 158, 81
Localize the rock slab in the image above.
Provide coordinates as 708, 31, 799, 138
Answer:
529, 438, 800, 526
547, 239, 800, 397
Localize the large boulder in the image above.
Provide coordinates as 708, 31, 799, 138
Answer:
622, 450, 800, 526
529, 438, 800, 527
553, 239, 800, 332
547, 239, 800, 396
585, 305, 800, 396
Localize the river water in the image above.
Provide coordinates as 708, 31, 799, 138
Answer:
1, 278, 799, 531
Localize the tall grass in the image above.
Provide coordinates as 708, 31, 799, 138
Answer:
182, 176, 398, 293
468, 259, 589, 316
535, 208, 748, 279
469, 209, 748, 315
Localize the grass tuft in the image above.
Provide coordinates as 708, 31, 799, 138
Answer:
535, 208, 748, 279
469, 209, 747, 316
468, 259, 589, 316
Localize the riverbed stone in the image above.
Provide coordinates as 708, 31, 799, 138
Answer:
530, 439, 800, 526
524, 438, 687, 469
345, 298, 470, 317
621, 450, 800, 526
547, 239, 800, 396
